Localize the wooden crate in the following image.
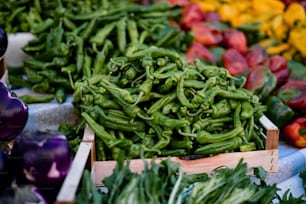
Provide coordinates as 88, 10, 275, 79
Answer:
55, 115, 279, 204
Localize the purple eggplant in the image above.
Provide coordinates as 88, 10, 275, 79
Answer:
10, 130, 73, 190
0, 82, 28, 141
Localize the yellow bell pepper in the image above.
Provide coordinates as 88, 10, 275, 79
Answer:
289, 28, 306, 57
270, 14, 288, 40
282, 46, 297, 60
231, 13, 254, 27
266, 43, 290, 55
252, 0, 285, 15
195, 1, 220, 12
219, 4, 239, 23
284, 3, 306, 28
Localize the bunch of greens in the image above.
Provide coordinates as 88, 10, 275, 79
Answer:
76, 158, 306, 204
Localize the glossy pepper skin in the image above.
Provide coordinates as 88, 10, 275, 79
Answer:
277, 80, 306, 111
244, 65, 277, 102
265, 96, 295, 129
283, 117, 306, 148
0, 82, 28, 140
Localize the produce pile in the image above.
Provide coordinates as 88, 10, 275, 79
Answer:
0, 0, 306, 203
74, 44, 266, 160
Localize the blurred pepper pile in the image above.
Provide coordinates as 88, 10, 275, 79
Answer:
190, 0, 306, 61
167, 0, 306, 148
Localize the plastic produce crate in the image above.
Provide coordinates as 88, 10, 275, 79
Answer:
55, 115, 279, 204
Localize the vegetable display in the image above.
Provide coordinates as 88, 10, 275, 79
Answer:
0, 81, 28, 141
73, 44, 266, 160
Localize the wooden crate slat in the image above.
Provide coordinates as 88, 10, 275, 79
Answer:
93, 149, 278, 186
55, 142, 92, 204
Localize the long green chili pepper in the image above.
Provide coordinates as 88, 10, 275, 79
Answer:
55, 87, 67, 104
31, 18, 54, 34
152, 112, 190, 129
194, 137, 243, 155
93, 105, 146, 132
19, 94, 55, 104
81, 112, 122, 149
133, 78, 153, 106
196, 126, 244, 144
127, 19, 139, 44
192, 117, 232, 133
100, 80, 148, 119
205, 99, 231, 118
177, 73, 198, 109
203, 87, 251, 105
147, 91, 176, 114
117, 17, 127, 53
241, 101, 254, 120
154, 63, 177, 74
82, 51, 92, 78
142, 53, 155, 80
81, 17, 97, 40
90, 21, 116, 48
95, 137, 107, 161
93, 39, 114, 74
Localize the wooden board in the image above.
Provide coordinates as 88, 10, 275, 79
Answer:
92, 149, 278, 186
55, 115, 279, 203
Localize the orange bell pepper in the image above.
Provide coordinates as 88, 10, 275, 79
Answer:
283, 117, 306, 148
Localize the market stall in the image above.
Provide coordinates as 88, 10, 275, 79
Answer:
1, 0, 306, 203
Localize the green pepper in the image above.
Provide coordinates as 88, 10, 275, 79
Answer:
152, 112, 190, 129
117, 17, 127, 53
19, 94, 55, 104
90, 21, 117, 48
93, 39, 114, 74
31, 18, 54, 34
205, 99, 231, 118
177, 73, 199, 109
127, 19, 139, 44
55, 87, 67, 104
265, 96, 295, 128
196, 127, 244, 144
81, 112, 123, 149
194, 137, 243, 155
147, 91, 176, 114
240, 101, 254, 120
93, 105, 146, 132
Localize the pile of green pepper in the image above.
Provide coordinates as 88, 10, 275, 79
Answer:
73, 44, 266, 161
8, 0, 192, 103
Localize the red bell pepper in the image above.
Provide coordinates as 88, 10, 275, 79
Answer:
180, 3, 205, 29
283, 117, 306, 148
245, 45, 269, 68
221, 48, 248, 76
223, 28, 247, 55
268, 55, 290, 85
191, 22, 223, 46
204, 12, 221, 22
277, 80, 306, 111
245, 65, 277, 101
185, 42, 217, 65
